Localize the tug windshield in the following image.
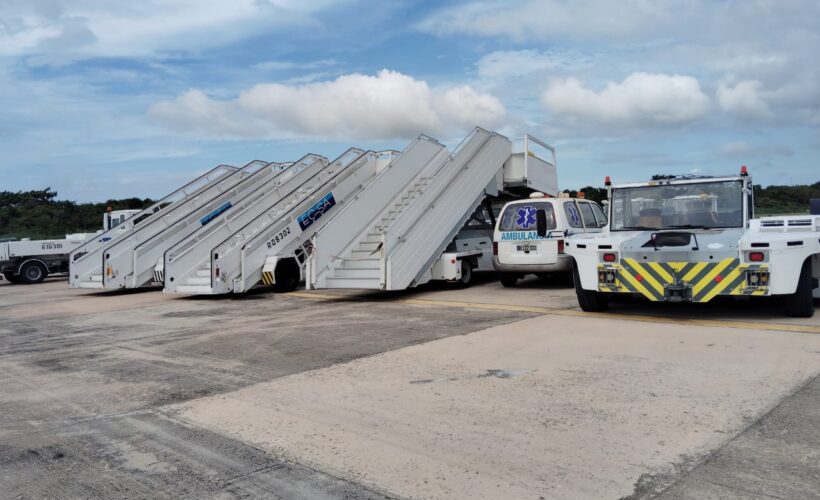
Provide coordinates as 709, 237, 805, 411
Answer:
610, 180, 744, 231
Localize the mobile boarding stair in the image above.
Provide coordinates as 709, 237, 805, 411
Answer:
162, 148, 402, 294
100, 159, 299, 290
308, 128, 558, 290
163, 152, 343, 294
204, 150, 402, 294
69, 164, 238, 289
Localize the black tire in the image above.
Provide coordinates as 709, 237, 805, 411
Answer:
785, 259, 815, 318
272, 259, 300, 292
3, 271, 21, 284
573, 262, 608, 312
19, 261, 47, 284
500, 273, 518, 288
458, 260, 473, 287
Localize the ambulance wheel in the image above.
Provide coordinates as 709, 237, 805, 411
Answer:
19, 261, 47, 284
272, 260, 300, 292
500, 273, 518, 288
573, 262, 608, 312
458, 260, 473, 286
785, 259, 815, 318
3, 272, 21, 284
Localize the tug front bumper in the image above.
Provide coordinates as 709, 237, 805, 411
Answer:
598, 258, 769, 303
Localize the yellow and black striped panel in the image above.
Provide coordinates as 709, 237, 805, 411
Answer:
604, 258, 770, 303
261, 271, 274, 285
618, 258, 670, 301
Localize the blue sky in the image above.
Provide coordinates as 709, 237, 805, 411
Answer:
1, 0, 818, 201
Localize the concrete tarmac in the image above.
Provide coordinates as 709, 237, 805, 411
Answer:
1, 275, 818, 499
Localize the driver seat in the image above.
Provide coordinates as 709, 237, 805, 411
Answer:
637, 208, 662, 228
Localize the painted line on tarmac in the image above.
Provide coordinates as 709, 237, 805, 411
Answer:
285, 291, 820, 335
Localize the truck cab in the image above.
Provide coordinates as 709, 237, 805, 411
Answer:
566, 169, 820, 317
493, 194, 606, 287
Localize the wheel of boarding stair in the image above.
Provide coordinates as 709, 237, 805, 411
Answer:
785, 259, 815, 318
573, 261, 608, 312
458, 259, 473, 287
500, 273, 518, 288
272, 259, 300, 292
19, 261, 47, 284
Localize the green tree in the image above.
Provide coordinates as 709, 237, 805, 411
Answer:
0, 188, 155, 239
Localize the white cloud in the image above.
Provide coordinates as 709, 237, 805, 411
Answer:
417, 0, 679, 42
149, 89, 263, 138
418, 1, 820, 45
0, 0, 347, 63
720, 141, 793, 158
716, 80, 771, 119
541, 72, 710, 127
149, 69, 506, 140
477, 50, 555, 81
251, 59, 337, 71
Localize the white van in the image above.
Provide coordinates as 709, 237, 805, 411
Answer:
493, 194, 607, 287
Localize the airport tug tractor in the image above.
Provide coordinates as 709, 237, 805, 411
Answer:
566, 167, 820, 317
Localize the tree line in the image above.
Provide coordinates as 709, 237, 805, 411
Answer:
0, 188, 155, 240
1, 181, 818, 239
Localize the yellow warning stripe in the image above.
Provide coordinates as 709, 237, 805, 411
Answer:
699, 265, 743, 303
283, 291, 820, 335
647, 262, 675, 283
692, 258, 735, 296
261, 271, 274, 285
620, 260, 663, 301
682, 262, 709, 282
623, 259, 666, 297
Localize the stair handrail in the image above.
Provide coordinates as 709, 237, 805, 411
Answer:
308, 136, 447, 284
70, 163, 236, 265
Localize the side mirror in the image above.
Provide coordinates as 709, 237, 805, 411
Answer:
536, 209, 547, 238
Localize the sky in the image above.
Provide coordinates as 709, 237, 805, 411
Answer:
1, 0, 818, 201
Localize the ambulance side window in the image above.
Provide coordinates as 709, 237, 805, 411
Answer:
590, 202, 608, 227
579, 202, 597, 228
563, 202, 583, 228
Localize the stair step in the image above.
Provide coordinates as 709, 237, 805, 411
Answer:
358, 241, 381, 251
351, 250, 378, 259
185, 276, 211, 286
339, 258, 380, 269
333, 268, 380, 279
195, 269, 211, 277
174, 284, 216, 294
77, 281, 103, 289
89, 274, 103, 282
324, 277, 382, 289
363, 235, 382, 244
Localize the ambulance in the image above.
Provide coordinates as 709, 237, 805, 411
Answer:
493, 193, 607, 287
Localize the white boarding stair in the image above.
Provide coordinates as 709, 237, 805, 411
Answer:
306, 135, 451, 290
101, 160, 288, 290
236, 149, 397, 293
321, 127, 512, 290
163, 153, 330, 294
69, 163, 237, 289
179, 147, 375, 294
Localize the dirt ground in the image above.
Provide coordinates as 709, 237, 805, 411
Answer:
0, 275, 818, 499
